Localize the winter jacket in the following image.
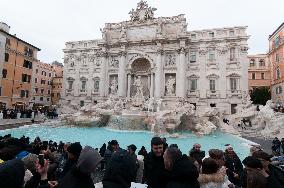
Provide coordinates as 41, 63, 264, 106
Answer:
144, 151, 168, 188
0, 159, 25, 188
166, 155, 200, 188
267, 164, 284, 188
103, 151, 137, 188
224, 153, 243, 187
198, 172, 231, 188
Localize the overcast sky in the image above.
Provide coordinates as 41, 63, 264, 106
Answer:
0, 0, 283, 63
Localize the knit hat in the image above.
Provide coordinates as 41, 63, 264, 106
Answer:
77, 146, 103, 175
67, 142, 82, 158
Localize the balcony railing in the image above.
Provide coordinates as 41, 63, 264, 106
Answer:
187, 90, 199, 98
206, 90, 220, 98
227, 90, 242, 98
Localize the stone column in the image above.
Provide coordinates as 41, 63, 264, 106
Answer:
176, 47, 186, 97
155, 49, 163, 98
99, 53, 107, 97
150, 73, 154, 97
127, 74, 131, 98
118, 51, 126, 97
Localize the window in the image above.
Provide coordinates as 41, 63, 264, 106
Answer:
2, 69, 7, 78
276, 53, 280, 62
230, 78, 237, 91
259, 59, 265, 67
48, 90, 51, 94
261, 73, 265, 79
33, 97, 35, 100
94, 79, 100, 92
36, 69, 38, 74
191, 33, 196, 39
276, 86, 282, 94
41, 89, 44, 94
0, 87, 2, 96
80, 100, 85, 107
276, 68, 281, 79
20, 90, 25, 98
84, 43, 87, 47
68, 80, 73, 90
51, 93, 54, 97
44, 72, 46, 76
209, 80, 216, 91
57, 93, 60, 97
229, 30, 234, 36
210, 103, 216, 107
230, 47, 235, 60
190, 79, 197, 91
23, 60, 32, 69
24, 47, 33, 57
231, 104, 237, 114
49, 73, 51, 77
35, 88, 38, 93
209, 32, 214, 37
40, 97, 43, 101
41, 79, 46, 84
209, 50, 215, 60
47, 98, 50, 101
20, 90, 29, 98
252, 73, 256, 80
81, 80, 86, 91
249, 59, 255, 67
22, 74, 31, 83
35, 78, 38, 83
5, 53, 9, 62
190, 52, 197, 63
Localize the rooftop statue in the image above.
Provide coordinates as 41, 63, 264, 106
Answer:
129, 0, 157, 23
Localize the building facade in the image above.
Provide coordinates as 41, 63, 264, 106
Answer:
269, 23, 284, 106
62, 1, 249, 114
248, 54, 270, 92
51, 61, 63, 105
0, 22, 40, 110
30, 61, 54, 107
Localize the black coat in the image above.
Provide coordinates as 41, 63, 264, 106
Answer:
224, 153, 243, 187
267, 164, 284, 188
0, 159, 25, 188
103, 151, 137, 188
144, 152, 168, 188
166, 155, 200, 188
58, 167, 95, 188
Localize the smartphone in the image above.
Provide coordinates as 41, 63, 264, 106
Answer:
38, 154, 45, 167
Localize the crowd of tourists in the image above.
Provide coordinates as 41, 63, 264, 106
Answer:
0, 134, 283, 188
0, 107, 58, 120
271, 137, 284, 156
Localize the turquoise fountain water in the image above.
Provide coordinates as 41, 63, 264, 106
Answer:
0, 123, 253, 160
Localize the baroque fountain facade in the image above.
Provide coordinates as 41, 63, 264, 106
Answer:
60, 1, 284, 137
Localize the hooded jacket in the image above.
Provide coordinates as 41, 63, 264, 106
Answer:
166, 155, 200, 188
103, 150, 137, 188
58, 146, 102, 188
198, 172, 231, 188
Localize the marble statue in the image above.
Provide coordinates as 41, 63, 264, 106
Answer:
147, 97, 154, 112
110, 77, 118, 94
132, 76, 144, 106
166, 76, 175, 95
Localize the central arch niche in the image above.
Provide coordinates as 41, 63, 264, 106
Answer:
130, 58, 152, 98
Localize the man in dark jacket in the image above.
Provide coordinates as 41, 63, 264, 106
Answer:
189, 143, 205, 170
61, 142, 82, 177
103, 150, 137, 188
164, 147, 199, 188
144, 137, 168, 188
0, 159, 25, 188
253, 151, 284, 188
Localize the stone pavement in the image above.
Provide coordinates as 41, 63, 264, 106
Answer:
0, 118, 44, 130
